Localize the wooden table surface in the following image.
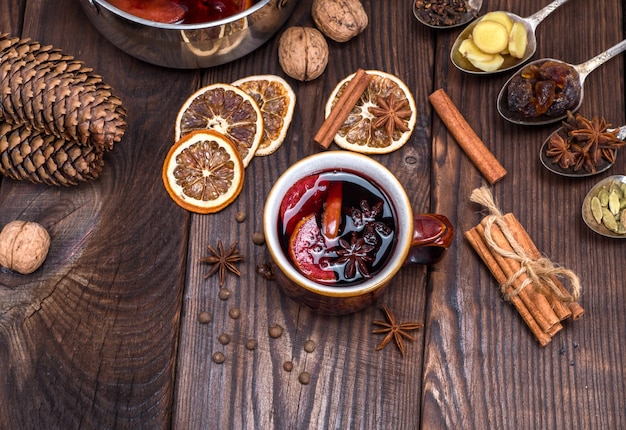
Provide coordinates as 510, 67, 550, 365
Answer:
1, 0, 625, 428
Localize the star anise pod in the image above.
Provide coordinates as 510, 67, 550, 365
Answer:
368, 92, 412, 138
372, 304, 423, 358
570, 142, 600, 173
199, 240, 244, 286
335, 232, 374, 280
546, 132, 576, 169
569, 114, 622, 148
350, 199, 392, 245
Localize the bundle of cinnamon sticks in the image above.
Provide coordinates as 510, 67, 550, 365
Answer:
464, 187, 584, 346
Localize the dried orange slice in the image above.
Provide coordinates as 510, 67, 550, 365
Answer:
324, 70, 417, 154
232, 74, 296, 156
175, 83, 263, 167
162, 130, 244, 214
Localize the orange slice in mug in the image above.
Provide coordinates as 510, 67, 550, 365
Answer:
289, 214, 336, 283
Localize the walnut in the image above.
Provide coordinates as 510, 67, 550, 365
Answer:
278, 26, 329, 82
311, 0, 368, 43
0, 220, 50, 274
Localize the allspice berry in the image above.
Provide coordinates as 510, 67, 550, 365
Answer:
278, 27, 329, 82
299, 371, 311, 385
268, 324, 284, 338
0, 220, 50, 274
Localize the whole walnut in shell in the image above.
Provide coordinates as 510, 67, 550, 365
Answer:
0, 220, 50, 274
278, 26, 329, 82
312, 0, 368, 43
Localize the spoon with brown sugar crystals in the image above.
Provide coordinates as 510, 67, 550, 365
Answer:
497, 39, 626, 126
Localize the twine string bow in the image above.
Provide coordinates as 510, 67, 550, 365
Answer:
470, 186, 581, 303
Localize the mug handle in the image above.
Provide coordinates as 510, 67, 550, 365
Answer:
404, 214, 454, 265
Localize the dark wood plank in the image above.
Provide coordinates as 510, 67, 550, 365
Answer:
1, 0, 625, 429
0, 0, 197, 427
172, 1, 437, 428
424, 0, 626, 428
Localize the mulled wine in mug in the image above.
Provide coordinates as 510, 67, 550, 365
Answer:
263, 151, 453, 315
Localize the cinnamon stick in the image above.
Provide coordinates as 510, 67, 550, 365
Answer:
475, 222, 562, 335
464, 228, 551, 346
315, 69, 373, 149
503, 213, 585, 320
429, 88, 507, 184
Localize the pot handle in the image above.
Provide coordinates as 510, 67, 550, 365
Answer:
404, 214, 454, 265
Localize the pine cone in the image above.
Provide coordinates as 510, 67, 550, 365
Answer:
0, 33, 127, 151
0, 121, 104, 186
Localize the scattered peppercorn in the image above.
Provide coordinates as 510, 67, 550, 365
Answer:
212, 352, 225, 364
245, 339, 258, 350
218, 333, 231, 345
218, 287, 231, 300
252, 231, 265, 245
303, 340, 316, 353
229, 307, 241, 319
298, 371, 311, 385
283, 361, 294, 372
235, 211, 247, 223
256, 263, 275, 281
268, 324, 284, 338
198, 311, 212, 324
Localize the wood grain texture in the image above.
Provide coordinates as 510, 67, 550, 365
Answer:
0, 0, 625, 429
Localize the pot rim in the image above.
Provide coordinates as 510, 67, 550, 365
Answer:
90, 0, 270, 30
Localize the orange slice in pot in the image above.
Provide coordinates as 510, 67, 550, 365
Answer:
175, 83, 263, 167
232, 74, 296, 156
324, 70, 417, 154
162, 130, 244, 214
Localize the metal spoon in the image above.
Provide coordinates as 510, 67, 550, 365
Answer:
450, 0, 570, 74
413, 0, 483, 29
497, 39, 626, 126
540, 125, 626, 177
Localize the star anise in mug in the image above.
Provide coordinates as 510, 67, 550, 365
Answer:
349, 199, 392, 245
335, 232, 374, 280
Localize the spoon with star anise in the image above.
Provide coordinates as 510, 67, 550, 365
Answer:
539, 112, 626, 177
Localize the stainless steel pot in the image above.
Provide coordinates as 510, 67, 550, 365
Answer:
79, 0, 297, 69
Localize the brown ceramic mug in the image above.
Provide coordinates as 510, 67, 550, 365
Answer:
263, 151, 453, 315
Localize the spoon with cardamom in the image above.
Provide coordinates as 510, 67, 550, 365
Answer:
450, 0, 570, 74
540, 113, 626, 177
413, 0, 483, 29
497, 39, 626, 126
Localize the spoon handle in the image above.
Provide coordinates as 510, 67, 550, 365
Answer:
575, 39, 626, 83
526, 0, 570, 30
613, 125, 626, 141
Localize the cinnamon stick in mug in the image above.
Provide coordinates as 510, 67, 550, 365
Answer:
429, 88, 507, 184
